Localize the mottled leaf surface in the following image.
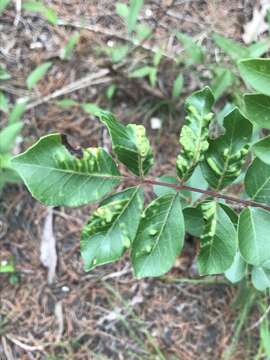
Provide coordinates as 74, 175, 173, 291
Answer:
131, 193, 184, 278
81, 186, 143, 270
201, 108, 252, 190
197, 201, 236, 275
11, 133, 120, 206
176, 87, 214, 181
97, 111, 153, 176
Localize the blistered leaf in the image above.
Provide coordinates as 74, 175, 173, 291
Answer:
131, 193, 184, 278
0, 122, 23, 154
201, 108, 252, 190
26, 62, 52, 90
244, 93, 270, 129
11, 133, 121, 206
245, 158, 270, 204
176, 87, 214, 181
238, 58, 270, 95
225, 251, 246, 283
197, 201, 237, 275
176, 32, 204, 65
239, 207, 270, 266
81, 186, 143, 270
213, 33, 249, 61
97, 111, 153, 176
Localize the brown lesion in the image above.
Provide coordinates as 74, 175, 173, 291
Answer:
60, 134, 83, 159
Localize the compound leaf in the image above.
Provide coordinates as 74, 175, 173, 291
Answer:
11, 133, 120, 206
97, 110, 153, 176
238, 58, 270, 95
131, 193, 184, 278
81, 186, 143, 270
201, 108, 252, 190
176, 86, 214, 181
197, 201, 237, 275
239, 207, 270, 266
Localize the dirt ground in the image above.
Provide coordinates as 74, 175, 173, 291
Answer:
0, 1, 263, 359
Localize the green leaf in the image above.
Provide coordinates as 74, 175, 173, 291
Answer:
253, 135, 270, 164
260, 314, 270, 355
172, 74, 184, 99
136, 23, 152, 40
129, 66, 152, 78
81, 186, 143, 270
56, 98, 78, 109
0, 0, 10, 14
60, 32, 80, 60
0, 122, 23, 154
201, 108, 252, 190
245, 158, 270, 204
149, 67, 157, 87
127, 0, 143, 33
244, 93, 270, 129
10, 133, 121, 206
239, 207, 270, 267
238, 58, 270, 95
153, 175, 191, 206
81, 103, 101, 115
210, 67, 235, 100
197, 201, 237, 275
219, 203, 238, 228
0, 261, 15, 273
213, 33, 249, 61
248, 40, 270, 57
97, 111, 153, 176
8, 98, 27, 124
225, 251, 246, 283
176, 86, 214, 181
26, 61, 52, 90
0, 65, 11, 80
111, 45, 129, 63
0, 91, 9, 113
131, 193, 185, 278
22, 1, 57, 24
176, 32, 204, 65
251, 267, 270, 291
116, 2, 129, 19
106, 84, 117, 100
183, 206, 204, 237
186, 166, 208, 203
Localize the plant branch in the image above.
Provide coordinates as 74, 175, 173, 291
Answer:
121, 176, 270, 212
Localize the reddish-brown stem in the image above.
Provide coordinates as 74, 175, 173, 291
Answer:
122, 176, 270, 212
